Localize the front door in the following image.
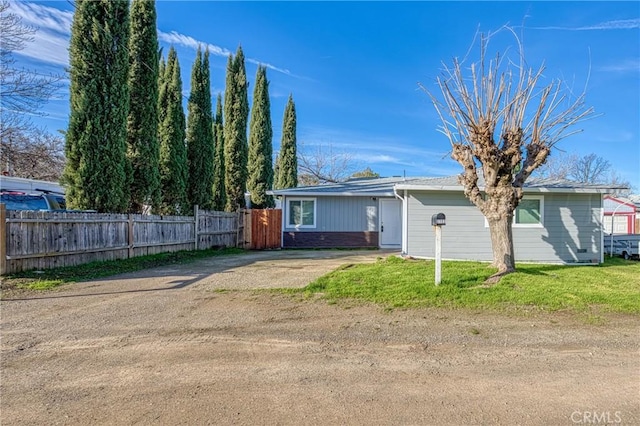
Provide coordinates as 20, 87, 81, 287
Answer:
379, 198, 402, 248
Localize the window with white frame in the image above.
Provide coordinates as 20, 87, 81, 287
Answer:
286, 198, 316, 228
514, 196, 544, 227
484, 195, 544, 227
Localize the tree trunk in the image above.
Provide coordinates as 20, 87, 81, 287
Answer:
486, 215, 516, 284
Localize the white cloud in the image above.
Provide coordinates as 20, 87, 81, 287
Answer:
159, 31, 293, 77
10, 2, 294, 76
531, 18, 640, 31
351, 153, 401, 164
9, 2, 72, 66
296, 125, 459, 177
10, 1, 73, 34
246, 58, 291, 76
598, 58, 640, 73
157, 31, 232, 58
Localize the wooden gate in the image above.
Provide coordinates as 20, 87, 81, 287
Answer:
243, 209, 282, 250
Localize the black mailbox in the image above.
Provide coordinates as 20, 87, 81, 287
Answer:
431, 213, 446, 226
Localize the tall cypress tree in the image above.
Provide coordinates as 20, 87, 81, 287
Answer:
158, 47, 188, 214
63, 0, 130, 212
274, 94, 298, 189
223, 46, 249, 212
186, 48, 214, 210
247, 66, 274, 208
127, 0, 160, 213
212, 94, 226, 211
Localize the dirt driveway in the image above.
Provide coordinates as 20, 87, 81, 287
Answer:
1, 250, 638, 425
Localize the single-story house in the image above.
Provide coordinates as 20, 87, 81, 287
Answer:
272, 176, 621, 264
271, 177, 407, 249
603, 195, 637, 234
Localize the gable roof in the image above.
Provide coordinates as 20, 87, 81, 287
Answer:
271, 176, 419, 197
628, 194, 640, 209
395, 176, 625, 194
272, 175, 624, 197
604, 195, 639, 213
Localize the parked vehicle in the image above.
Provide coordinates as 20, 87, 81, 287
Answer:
617, 240, 639, 260
0, 192, 66, 211
604, 234, 640, 260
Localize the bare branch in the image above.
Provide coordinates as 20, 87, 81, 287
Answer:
297, 142, 355, 185
0, 1, 63, 137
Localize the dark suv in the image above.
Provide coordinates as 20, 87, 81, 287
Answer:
0, 192, 66, 211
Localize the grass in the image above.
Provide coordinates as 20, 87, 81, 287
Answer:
295, 256, 640, 315
1, 247, 244, 292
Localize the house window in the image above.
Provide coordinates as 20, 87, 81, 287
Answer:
287, 198, 316, 228
514, 196, 543, 227
483, 195, 544, 228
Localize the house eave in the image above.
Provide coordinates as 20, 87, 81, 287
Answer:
393, 184, 618, 194
271, 191, 396, 197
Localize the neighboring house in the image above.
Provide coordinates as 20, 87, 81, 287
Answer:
629, 194, 640, 234
603, 195, 636, 235
273, 176, 621, 264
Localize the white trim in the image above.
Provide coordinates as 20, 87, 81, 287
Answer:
394, 184, 619, 194
393, 188, 409, 255
483, 195, 544, 228
402, 190, 408, 254
514, 195, 544, 228
280, 196, 285, 248
379, 198, 402, 248
600, 194, 604, 263
272, 191, 395, 197
285, 197, 317, 229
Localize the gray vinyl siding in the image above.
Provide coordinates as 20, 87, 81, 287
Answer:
406, 191, 602, 263
283, 196, 381, 232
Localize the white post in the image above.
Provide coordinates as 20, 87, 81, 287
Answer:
435, 226, 442, 285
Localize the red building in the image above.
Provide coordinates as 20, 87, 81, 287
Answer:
603, 195, 636, 234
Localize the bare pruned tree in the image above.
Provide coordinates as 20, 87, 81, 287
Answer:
534, 152, 579, 181
297, 142, 355, 185
535, 151, 629, 187
571, 153, 611, 184
0, 127, 65, 181
1, 1, 64, 178
425, 28, 595, 282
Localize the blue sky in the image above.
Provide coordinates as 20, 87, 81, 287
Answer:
10, 1, 640, 189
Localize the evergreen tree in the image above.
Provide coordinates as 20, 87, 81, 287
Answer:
158, 47, 188, 214
127, 0, 160, 213
247, 66, 274, 208
212, 94, 226, 211
223, 46, 249, 212
274, 94, 298, 189
63, 0, 131, 212
186, 48, 214, 210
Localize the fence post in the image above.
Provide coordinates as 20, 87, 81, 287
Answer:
194, 204, 199, 251
237, 209, 245, 249
0, 204, 6, 275
128, 213, 134, 259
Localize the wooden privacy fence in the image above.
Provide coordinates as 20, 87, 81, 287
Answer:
0, 205, 243, 274
242, 209, 282, 250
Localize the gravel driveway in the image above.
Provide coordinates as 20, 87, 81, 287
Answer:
1, 250, 638, 425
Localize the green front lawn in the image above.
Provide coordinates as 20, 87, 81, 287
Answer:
298, 256, 640, 314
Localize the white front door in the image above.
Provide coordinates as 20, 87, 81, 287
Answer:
379, 198, 402, 247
